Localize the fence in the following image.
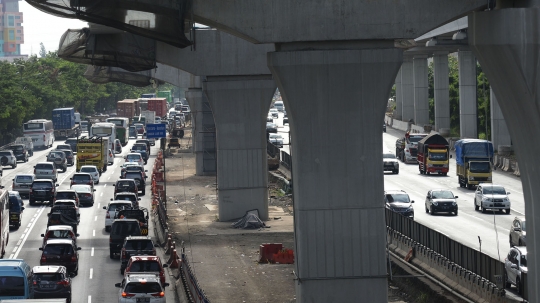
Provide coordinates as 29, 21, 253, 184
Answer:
281, 150, 292, 170
267, 141, 280, 159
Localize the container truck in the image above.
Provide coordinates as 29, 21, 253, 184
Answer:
148, 98, 168, 117
455, 139, 494, 189
76, 136, 109, 173
140, 110, 156, 125
141, 93, 156, 98
116, 99, 140, 120
157, 90, 172, 104
395, 132, 429, 164
51, 108, 80, 139
138, 98, 148, 111
417, 133, 450, 175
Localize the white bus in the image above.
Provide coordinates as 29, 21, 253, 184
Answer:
90, 122, 116, 155
106, 117, 129, 146
22, 119, 54, 149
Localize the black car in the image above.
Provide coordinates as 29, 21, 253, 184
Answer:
266, 122, 278, 133
64, 138, 78, 153
109, 219, 142, 258
384, 190, 415, 220
113, 192, 140, 208
114, 179, 138, 196
383, 122, 387, 132
123, 171, 147, 195
136, 139, 152, 150
121, 165, 147, 179
425, 189, 458, 216
8, 144, 28, 162
120, 236, 157, 274
46, 150, 68, 173
8, 192, 24, 229
39, 239, 81, 276
30, 179, 58, 206
32, 265, 73, 302
130, 143, 149, 164
57, 149, 75, 166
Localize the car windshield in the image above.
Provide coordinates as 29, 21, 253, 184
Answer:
386, 194, 410, 203
33, 182, 53, 189
130, 261, 160, 272
125, 240, 153, 250
43, 244, 74, 255
0, 276, 25, 296
429, 151, 448, 161
125, 282, 162, 293
431, 191, 454, 199
483, 186, 507, 195
469, 162, 491, 173
15, 175, 33, 183
383, 153, 396, 159
80, 167, 97, 173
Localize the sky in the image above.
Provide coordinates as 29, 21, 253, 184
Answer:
20, 1, 87, 56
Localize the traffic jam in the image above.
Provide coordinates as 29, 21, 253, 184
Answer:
0, 108, 172, 302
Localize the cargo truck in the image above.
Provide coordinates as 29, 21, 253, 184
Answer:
417, 133, 450, 175
395, 132, 429, 164
51, 108, 80, 139
140, 93, 156, 98
76, 136, 109, 173
140, 110, 156, 125
455, 139, 494, 189
116, 99, 140, 121
148, 98, 168, 117
157, 90, 172, 104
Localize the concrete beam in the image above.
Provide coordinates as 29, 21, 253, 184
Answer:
154, 63, 193, 88
489, 88, 511, 149
401, 59, 414, 122
469, 8, 540, 302
458, 51, 477, 138
413, 55, 429, 126
192, 0, 486, 43
433, 52, 450, 131
394, 67, 402, 120
156, 29, 274, 76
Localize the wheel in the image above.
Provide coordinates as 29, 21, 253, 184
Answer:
509, 237, 513, 247
481, 205, 486, 213
142, 189, 145, 196
504, 272, 511, 288
518, 240, 522, 246
467, 183, 473, 190
425, 206, 429, 213
105, 226, 110, 232
454, 210, 458, 216
506, 209, 511, 214
442, 172, 447, 176
29, 199, 35, 206
430, 206, 435, 215
516, 277, 522, 295
110, 251, 114, 259
120, 268, 125, 275
12, 163, 16, 169
394, 169, 399, 174
474, 199, 479, 211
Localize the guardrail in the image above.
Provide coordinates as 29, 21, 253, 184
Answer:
266, 141, 280, 159
281, 150, 292, 170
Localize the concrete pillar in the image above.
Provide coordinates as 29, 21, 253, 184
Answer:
185, 88, 216, 176
394, 67, 402, 120
401, 58, 414, 122
413, 55, 429, 126
433, 52, 450, 131
268, 46, 402, 303
469, 8, 540, 302
458, 51, 478, 138
203, 76, 276, 221
490, 88, 511, 150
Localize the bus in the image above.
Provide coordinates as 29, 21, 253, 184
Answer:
0, 259, 33, 299
89, 122, 116, 153
106, 117, 129, 146
22, 119, 54, 150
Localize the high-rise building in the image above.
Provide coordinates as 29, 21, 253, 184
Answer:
0, 0, 25, 60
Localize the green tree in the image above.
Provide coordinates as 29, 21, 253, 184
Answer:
39, 43, 47, 58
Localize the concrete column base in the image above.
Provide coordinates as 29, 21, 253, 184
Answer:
186, 88, 216, 176
470, 8, 540, 302
204, 76, 276, 221
269, 47, 402, 303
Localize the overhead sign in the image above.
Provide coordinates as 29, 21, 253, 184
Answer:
145, 123, 166, 138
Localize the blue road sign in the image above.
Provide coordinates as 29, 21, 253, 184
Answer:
145, 123, 166, 138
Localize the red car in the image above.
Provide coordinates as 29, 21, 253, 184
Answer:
123, 256, 168, 284
134, 123, 145, 135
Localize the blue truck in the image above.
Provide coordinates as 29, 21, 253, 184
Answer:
52, 108, 80, 139
455, 139, 494, 189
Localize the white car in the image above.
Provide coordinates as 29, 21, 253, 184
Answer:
474, 184, 511, 214
269, 134, 284, 148
383, 152, 399, 174
115, 273, 169, 303
0, 150, 17, 168
103, 201, 134, 232
79, 165, 100, 184
108, 149, 115, 165
125, 153, 144, 167
269, 108, 279, 118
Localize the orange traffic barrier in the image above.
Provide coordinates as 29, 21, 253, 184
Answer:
273, 248, 294, 264
167, 249, 181, 269
165, 241, 176, 255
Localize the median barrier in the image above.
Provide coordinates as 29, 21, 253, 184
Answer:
514, 163, 520, 177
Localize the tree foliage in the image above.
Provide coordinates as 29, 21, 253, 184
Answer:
0, 53, 161, 144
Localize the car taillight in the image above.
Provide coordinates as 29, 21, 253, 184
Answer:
57, 279, 70, 286
122, 292, 136, 298
71, 255, 77, 262
87, 182, 92, 185
34, 169, 36, 174
121, 248, 126, 259
12, 182, 14, 189
151, 292, 165, 297
152, 248, 156, 255
106, 212, 110, 219
41, 255, 46, 263
30, 188, 33, 194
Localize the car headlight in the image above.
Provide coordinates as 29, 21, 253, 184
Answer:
427, 164, 433, 167
394, 163, 399, 167
504, 198, 510, 202
407, 206, 414, 211
432, 202, 438, 206
469, 176, 474, 181
452, 202, 457, 206
483, 198, 492, 202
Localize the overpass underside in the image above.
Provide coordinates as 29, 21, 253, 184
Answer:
25, 0, 540, 302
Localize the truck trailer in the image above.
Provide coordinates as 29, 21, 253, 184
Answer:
52, 108, 80, 139
417, 133, 450, 175
76, 136, 109, 173
455, 139, 494, 189
147, 98, 168, 117
395, 132, 429, 164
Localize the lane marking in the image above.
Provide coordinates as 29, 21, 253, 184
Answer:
89, 268, 93, 279
93, 230, 95, 237
91, 247, 94, 256
104, 184, 107, 188
94, 216, 97, 221
97, 203, 100, 208
100, 193, 103, 197
88, 296, 91, 303
13, 206, 46, 259
108, 176, 110, 180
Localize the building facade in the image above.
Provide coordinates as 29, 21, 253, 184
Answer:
0, 0, 23, 58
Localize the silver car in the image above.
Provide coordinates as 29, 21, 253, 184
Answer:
12, 174, 35, 197
79, 165, 100, 184
383, 152, 399, 174
509, 216, 526, 247
34, 162, 58, 182
504, 246, 527, 295
474, 184, 511, 214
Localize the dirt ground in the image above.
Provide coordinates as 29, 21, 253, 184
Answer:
164, 128, 412, 303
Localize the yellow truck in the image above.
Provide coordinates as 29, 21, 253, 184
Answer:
455, 139, 494, 189
76, 137, 109, 173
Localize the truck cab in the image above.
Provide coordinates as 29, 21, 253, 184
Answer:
395, 132, 428, 164
455, 139, 494, 189
417, 133, 451, 176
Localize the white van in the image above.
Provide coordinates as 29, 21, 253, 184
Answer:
274, 101, 285, 112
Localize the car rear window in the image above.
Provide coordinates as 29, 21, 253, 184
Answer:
73, 175, 91, 182
50, 151, 64, 158
125, 240, 153, 250
56, 192, 76, 200
0, 151, 11, 156
115, 195, 136, 202
15, 176, 33, 183
112, 222, 141, 236
11, 146, 23, 151
127, 154, 141, 160
34, 273, 63, 282
109, 203, 132, 211
129, 261, 160, 272
80, 167, 96, 173
46, 230, 73, 239
125, 282, 161, 293
125, 173, 142, 180
32, 182, 53, 189
117, 181, 135, 188
36, 163, 54, 169
43, 244, 74, 255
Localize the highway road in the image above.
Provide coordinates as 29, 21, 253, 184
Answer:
383, 127, 525, 264
2, 132, 175, 303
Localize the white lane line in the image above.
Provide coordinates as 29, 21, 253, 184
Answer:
108, 176, 110, 180
88, 296, 91, 303
13, 206, 45, 259
100, 192, 103, 197
94, 216, 97, 221
89, 268, 93, 279
104, 184, 107, 188
91, 247, 94, 256
93, 230, 95, 237
16, 239, 22, 246
97, 203, 100, 208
